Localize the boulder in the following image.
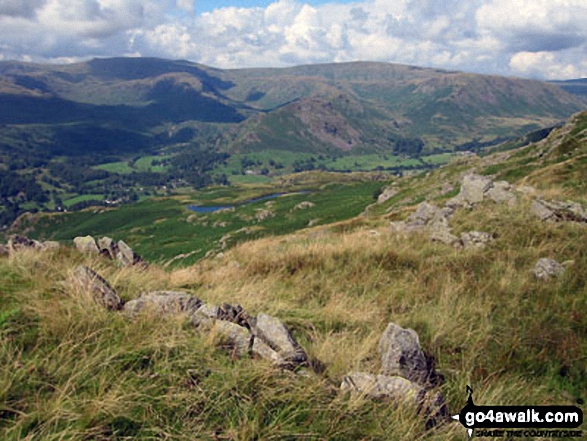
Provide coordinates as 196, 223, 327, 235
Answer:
74, 236, 100, 254
486, 181, 517, 206
253, 313, 308, 367
97, 237, 119, 259
447, 173, 493, 207
377, 187, 399, 204
531, 200, 556, 222
212, 320, 253, 358
461, 231, 493, 249
124, 291, 201, 317
533, 258, 566, 280
72, 266, 124, 311
294, 201, 316, 210
379, 323, 433, 387
116, 240, 147, 267
407, 202, 441, 227
430, 227, 462, 248
42, 241, 60, 250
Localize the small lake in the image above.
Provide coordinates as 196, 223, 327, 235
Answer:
187, 192, 306, 213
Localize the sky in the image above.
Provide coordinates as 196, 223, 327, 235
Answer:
0, 0, 586, 80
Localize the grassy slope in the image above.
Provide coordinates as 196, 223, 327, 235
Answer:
1, 112, 587, 439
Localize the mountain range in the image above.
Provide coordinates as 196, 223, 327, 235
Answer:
0, 57, 585, 157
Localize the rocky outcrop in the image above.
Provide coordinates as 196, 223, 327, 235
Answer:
6, 235, 60, 253
74, 236, 100, 254
486, 181, 517, 206
447, 173, 517, 208
533, 258, 566, 280
341, 322, 448, 428
72, 266, 124, 311
531, 199, 587, 223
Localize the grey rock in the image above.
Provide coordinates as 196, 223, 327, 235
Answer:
294, 201, 316, 210
531, 200, 555, 222
116, 240, 147, 267
97, 237, 119, 259
379, 322, 432, 387
254, 313, 308, 367
124, 291, 201, 317
42, 241, 60, 250
252, 337, 287, 365
74, 236, 100, 254
407, 202, 441, 227
377, 187, 399, 204
448, 173, 494, 207
73, 266, 123, 311
341, 372, 425, 402
212, 320, 253, 358
191, 303, 220, 329
218, 303, 254, 329
340, 372, 449, 428
533, 258, 566, 280
461, 231, 494, 249
430, 227, 463, 248
486, 181, 517, 206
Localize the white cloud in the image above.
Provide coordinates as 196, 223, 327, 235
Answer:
0, 0, 585, 79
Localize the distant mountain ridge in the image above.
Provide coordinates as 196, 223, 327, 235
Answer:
0, 57, 585, 157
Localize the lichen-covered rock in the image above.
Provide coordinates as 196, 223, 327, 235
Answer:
447, 174, 494, 207
254, 313, 308, 367
74, 236, 100, 254
461, 231, 494, 249
124, 291, 201, 317
379, 323, 432, 387
116, 240, 147, 267
218, 303, 254, 329
407, 202, 441, 227
486, 181, 517, 206
191, 303, 220, 329
533, 258, 566, 280
531, 200, 556, 221
72, 266, 123, 311
98, 237, 119, 259
212, 320, 252, 358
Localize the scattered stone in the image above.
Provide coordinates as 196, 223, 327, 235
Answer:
254, 313, 308, 367
461, 231, 493, 249
72, 265, 124, 311
377, 187, 399, 204
379, 322, 433, 387
255, 209, 274, 221
533, 258, 566, 280
430, 227, 462, 248
124, 291, 201, 317
116, 240, 147, 267
74, 235, 100, 254
486, 181, 517, 206
294, 201, 316, 210
97, 237, 118, 259
212, 320, 252, 358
